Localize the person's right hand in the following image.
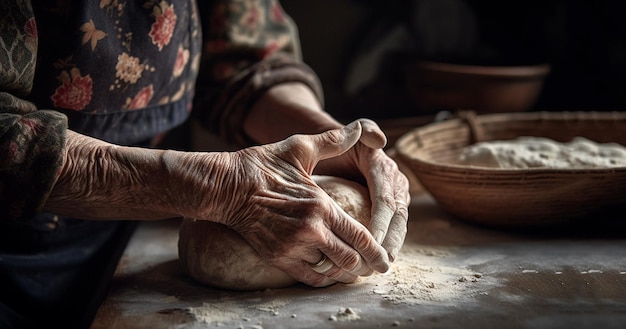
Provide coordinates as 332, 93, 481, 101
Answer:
166, 121, 389, 287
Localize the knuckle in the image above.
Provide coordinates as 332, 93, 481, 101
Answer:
285, 134, 314, 156
324, 129, 344, 145
376, 194, 396, 212
340, 252, 361, 273
395, 204, 409, 220
345, 226, 370, 251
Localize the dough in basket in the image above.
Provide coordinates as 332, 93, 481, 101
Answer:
458, 136, 626, 169
177, 175, 372, 291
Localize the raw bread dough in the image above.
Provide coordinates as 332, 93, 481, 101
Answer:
178, 175, 372, 291
458, 136, 626, 169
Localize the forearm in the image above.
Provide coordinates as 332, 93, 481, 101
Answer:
43, 131, 169, 219
44, 131, 233, 221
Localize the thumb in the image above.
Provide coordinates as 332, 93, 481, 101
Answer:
314, 120, 362, 162
295, 120, 361, 175
358, 118, 387, 149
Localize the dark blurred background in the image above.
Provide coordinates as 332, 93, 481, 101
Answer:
176, 0, 626, 151
281, 0, 626, 121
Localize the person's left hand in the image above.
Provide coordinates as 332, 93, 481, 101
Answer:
314, 119, 410, 264
244, 84, 409, 265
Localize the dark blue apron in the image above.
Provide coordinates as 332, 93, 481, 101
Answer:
0, 213, 137, 329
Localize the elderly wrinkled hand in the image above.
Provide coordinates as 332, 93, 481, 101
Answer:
314, 119, 410, 263
182, 120, 390, 287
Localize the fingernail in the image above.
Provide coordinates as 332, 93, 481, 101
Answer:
343, 120, 360, 132
349, 261, 373, 277
379, 261, 390, 274
376, 254, 390, 273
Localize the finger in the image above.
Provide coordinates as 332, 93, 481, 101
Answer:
279, 253, 354, 287
323, 197, 376, 276
347, 260, 374, 277
311, 120, 362, 162
291, 120, 362, 175
319, 233, 376, 277
307, 255, 360, 284
322, 200, 384, 274
370, 178, 410, 261
367, 159, 396, 244
380, 201, 409, 262
288, 262, 339, 288
321, 265, 359, 284
325, 203, 390, 273
360, 150, 411, 261
358, 118, 387, 149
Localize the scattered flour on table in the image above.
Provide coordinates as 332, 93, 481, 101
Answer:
368, 246, 490, 305
185, 247, 495, 324
253, 297, 290, 315
186, 301, 243, 325
328, 307, 360, 322
186, 294, 291, 326
458, 136, 626, 169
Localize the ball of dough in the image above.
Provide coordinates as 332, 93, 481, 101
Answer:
177, 175, 372, 291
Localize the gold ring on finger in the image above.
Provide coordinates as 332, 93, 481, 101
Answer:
308, 254, 333, 273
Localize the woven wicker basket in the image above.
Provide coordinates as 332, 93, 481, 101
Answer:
395, 111, 626, 226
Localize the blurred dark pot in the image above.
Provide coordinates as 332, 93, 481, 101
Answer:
406, 60, 551, 113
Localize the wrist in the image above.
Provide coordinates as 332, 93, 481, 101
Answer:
158, 149, 245, 223
244, 82, 341, 144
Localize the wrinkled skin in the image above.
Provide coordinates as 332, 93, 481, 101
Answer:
221, 120, 409, 286
47, 121, 394, 287
47, 112, 408, 288
244, 83, 411, 273
172, 119, 408, 286
204, 121, 392, 286
314, 119, 410, 263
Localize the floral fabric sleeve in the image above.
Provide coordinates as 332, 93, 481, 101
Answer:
0, 1, 67, 221
193, 0, 324, 147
